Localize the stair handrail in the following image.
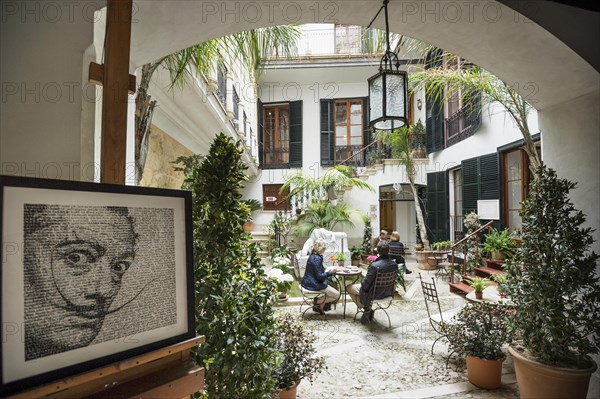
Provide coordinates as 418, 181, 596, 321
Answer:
336, 140, 378, 166
450, 220, 494, 284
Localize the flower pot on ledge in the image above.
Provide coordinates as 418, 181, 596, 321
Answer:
274, 381, 299, 399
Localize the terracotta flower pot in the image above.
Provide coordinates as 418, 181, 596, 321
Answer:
275, 381, 299, 399
475, 291, 483, 300
243, 220, 253, 232
466, 355, 505, 389
508, 345, 597, 399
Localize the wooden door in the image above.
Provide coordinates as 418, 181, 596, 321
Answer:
379, 201, 395, 233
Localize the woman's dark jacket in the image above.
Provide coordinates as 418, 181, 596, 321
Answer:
301, 253, 332, 291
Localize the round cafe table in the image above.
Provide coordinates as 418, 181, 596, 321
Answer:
332, 268, 363, 319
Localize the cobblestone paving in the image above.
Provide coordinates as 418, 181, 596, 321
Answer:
277, 266, 519, 399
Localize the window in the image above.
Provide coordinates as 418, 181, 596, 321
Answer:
263, 104, 289, 168
334, 25, 363, 54
452, 169, 464, 240
233, 86, 240, 128
321, 98, 369, 167
258, 101, 303, 169
503, 149, 527, 229
216, 67, 227, 107
334, 99, 363, 163
262, 184, 290, 211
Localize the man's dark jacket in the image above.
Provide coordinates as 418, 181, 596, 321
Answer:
359, 255, 398, 307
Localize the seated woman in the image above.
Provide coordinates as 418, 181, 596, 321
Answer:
389, 231, 412, 274
301, 240, 340, 314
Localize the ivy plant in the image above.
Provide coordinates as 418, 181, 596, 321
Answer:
504, 165, 600, 367
178, 133, 279, 398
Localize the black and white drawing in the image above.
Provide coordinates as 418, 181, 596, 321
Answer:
1, 176, 194, 396
23, 204, 177, 360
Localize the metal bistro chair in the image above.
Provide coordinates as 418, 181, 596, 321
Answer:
419, 273, 456, 367
354, 269, 397, 328
299, 286, 327, 318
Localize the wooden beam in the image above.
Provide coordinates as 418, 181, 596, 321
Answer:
89, 62, 136, 93
100, 0, 133, 184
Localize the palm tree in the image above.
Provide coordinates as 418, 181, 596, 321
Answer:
409, 51, 542, 176
134, 26, 300, 183
375, 125, 431, 250
293, 200, 366, 237
280, 165, 374, 201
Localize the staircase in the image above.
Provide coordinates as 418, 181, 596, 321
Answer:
249, 231, 271, 261
447, 220, 508, 295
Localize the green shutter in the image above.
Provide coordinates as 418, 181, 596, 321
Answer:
461, 153, 501, 229
426, 171, 450, 242
425, 49, 444, 154
289, 100, 303, 168
257, 99, 263, 168
320, 100, 334, 166
363, 96, 371, 156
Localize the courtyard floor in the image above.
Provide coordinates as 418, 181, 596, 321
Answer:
275, 259, 520, 399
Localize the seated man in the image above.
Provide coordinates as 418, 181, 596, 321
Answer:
346, 240, 398, 324
371, 229, 388, 254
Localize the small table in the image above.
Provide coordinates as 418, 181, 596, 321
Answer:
432, 251, 450, 279
332, 269, 363, 319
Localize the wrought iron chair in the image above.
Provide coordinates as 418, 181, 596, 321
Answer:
354, 269, 397, 328
419, 273, 457, 367
299, 286, 326, 317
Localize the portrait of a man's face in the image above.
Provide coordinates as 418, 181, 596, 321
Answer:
23, 205, 137, 360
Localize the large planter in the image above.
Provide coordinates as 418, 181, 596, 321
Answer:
275, 381, 299, 399
416, 250, 435, 270
509, 345, 597, 399
491, 251, 505, 261
466, 355, 505, 389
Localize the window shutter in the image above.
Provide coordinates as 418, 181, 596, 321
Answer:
462, 153, 501, 229
426, 171, 450, 242
289, 100, 303, 168
320, 99, 334, 166
257, 99, 264, 168
363, 97, 371, 165
425, 49, 444, 154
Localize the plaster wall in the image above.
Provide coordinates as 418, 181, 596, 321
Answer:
0, 0, 105, 180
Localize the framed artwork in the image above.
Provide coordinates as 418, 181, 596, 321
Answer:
0, 176, 195, 396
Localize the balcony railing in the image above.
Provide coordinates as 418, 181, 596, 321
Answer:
334, 145, 367, 166
263, 147, 289, 169
445, 99, 482, 147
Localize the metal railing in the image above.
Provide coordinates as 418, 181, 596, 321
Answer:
336, 140, 378, 167
449, 220, 494, 284
262, 147, 289, 169
445, 101, 482, 147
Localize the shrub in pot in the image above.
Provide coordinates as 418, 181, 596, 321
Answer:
481, 227, 515, 261
444, 302, 513, 389
350, 246, 366, 266
242, 198, 262, 232
273, 313, 325, 398
468, 276, 490, 300
504, 165, 600, 399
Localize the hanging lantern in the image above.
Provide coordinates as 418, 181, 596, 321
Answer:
368, 0, 408, 131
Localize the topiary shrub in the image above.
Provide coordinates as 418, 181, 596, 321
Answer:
504, 165, 600, 367
178, 133, 279, 398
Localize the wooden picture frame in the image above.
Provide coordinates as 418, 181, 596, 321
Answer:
0, 176, 195, 396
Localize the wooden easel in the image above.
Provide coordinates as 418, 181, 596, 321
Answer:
7, 1, 205, 397
8, 336, 205, 398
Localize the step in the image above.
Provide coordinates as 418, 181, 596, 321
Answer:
364, 168, 377, 175
359, 175, 369, 180
484, 258, 506, 271
475, 266, 505, 278
449, 281, 474, 295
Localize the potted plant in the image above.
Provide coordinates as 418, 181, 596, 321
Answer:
350, 246, 366, 266
504, 166, 600, 399
482, 227, 515, 261
468, 276, 490, 300
444, 302, 513, 389
335, 252, 346, 266
267, 268, 294, 301
243, 198, 262, 232
362, 219, 373, 260
432, 240, 452, 251
273, 313, 325, 398
492, 274, 507, 297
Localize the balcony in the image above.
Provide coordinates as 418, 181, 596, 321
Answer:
263, 147, 289, 169
445, 100, 482, 147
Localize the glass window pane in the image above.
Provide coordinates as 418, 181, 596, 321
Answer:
336, 136, 347, 146
350, 125, 362, 136
350, 136, 362, 145
508, 180, 522, 209
508, 210, 522, 230
336, 126, 346, 138
507, 150, 522, 181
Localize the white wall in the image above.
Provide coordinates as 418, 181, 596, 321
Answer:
430, 103, 539, 172
0, 0, 105, 180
